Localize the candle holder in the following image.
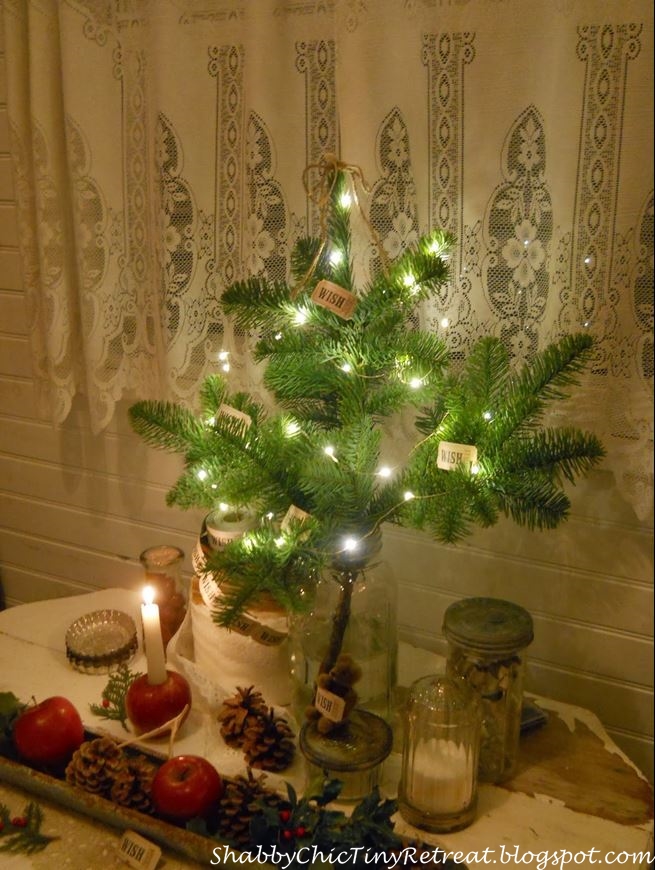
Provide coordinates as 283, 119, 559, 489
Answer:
398, 675, 481, 833
65, 610, 137, 674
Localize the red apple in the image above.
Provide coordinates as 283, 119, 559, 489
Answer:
13, 696, 85, 770
125, 670, 192, 735
151, 754, 224, 823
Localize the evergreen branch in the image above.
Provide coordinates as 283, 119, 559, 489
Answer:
491, 474, 572, 530
128, 401, 205, 453
492, 333, 594, 443
220, 277, 293, 331
499, 428, 605, 483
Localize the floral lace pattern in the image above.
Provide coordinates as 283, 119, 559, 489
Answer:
1, 0, 652, 514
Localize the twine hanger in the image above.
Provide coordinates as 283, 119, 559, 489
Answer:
291, 153, 390, 300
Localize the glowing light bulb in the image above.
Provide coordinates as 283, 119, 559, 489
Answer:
218, 351, 229, 362
403, 273, 416, 289
329, 248, 344, 266
324, 445, 336, 458
266, 511, 274, 520
483, 411, 493, 422
294, 308, 308, 325
342, 537, 358, 552
339, 192, 352, 209
377, 466, 392, 478
403, 490, 415, 501
275, 536, 285, 547
211, 483, 218, 490
207, 416, 216, 426
221, 362, 230, 373
197, 469, 208, 481
219, 502, 229, 513
341, 362, 352, 373
409, 377, 422, 389
285, 420, 300, 436
275, 332, 283, 341
471, 463, 480, 475
440, 317, 449, 329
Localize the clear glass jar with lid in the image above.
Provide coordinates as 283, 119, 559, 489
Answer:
442, 597, 534, 783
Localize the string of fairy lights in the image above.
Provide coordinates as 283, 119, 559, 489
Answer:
190, 185, 491, 559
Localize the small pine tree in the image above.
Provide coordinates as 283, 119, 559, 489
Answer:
130, 156, 604, 654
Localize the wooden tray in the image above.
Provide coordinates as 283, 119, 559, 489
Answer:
0, 742, 262, 866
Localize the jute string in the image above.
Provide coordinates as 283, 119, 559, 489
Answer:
291, 153, 390, 300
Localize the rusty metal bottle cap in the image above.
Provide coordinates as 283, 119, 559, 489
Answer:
443, 597, 534, 656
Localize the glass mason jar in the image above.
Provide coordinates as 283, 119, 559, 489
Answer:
139, 545, 187, 651
398, 675, 481, 833
288, 528, 397, 726
290, 528, 396, 800
443, 597, 534, 783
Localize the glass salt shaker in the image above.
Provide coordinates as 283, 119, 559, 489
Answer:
398, 675, 481, 833
139, 545, 187, 650
443, 597, 534, 783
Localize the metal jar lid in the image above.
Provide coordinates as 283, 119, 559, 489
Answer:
443, 597, 534, 656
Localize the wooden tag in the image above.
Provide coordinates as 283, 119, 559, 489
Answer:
218, 403, 252, 428
314, 686, 346, 722
281, 504, 311, 531
311, 280, 357, 320
437, 441, 478, 470
118, 831, 161, 870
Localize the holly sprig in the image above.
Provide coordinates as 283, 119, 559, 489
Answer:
0, 801, 58, 854
89, 664, 143, 730
248, 779, 403, 866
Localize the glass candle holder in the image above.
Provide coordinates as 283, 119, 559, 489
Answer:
443, 597, 534, 783
398, 675, 481, 833
139, 545, 187, 650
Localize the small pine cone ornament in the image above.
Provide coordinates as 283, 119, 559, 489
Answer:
216, 769, 282, 846
65, 737, 127, 796
217, 685, 268, 748
110, 755, 157, 813
242, 707, 295, 772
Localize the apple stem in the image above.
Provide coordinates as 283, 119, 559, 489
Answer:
115, 704, 190, 753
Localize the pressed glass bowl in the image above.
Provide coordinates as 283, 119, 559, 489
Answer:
65, 609, 138, 674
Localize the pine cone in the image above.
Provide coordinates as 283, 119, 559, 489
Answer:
65, 737, 127, 796
242, 707, 295, 772
217, 685, 268, 748
216, 769, 282, 846
110, 754, 157, 813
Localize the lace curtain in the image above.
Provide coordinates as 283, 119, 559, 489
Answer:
2, 0, 653, 517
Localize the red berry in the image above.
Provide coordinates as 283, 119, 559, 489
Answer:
295, 825, 307, 838
102, 698, 110, 708
11, 817, 27, 828
279, 809, 291, 823
282, 828, 294, 841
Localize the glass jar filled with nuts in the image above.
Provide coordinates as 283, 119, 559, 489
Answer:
443, 597, 534, 783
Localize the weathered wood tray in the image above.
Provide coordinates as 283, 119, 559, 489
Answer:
0, 739, 260, 866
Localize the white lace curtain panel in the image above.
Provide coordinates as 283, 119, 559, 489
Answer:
2, 0, 653, 517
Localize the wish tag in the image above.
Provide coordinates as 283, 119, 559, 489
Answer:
281, 504, 311, 531
437, 441, 478, 470
314, 685, 346, 722
218, 403, 252, 428
311, 280, 357, 320
118, 831, 161, 870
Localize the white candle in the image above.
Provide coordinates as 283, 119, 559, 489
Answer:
407, 738, 474, 815
141, 585, 167, 685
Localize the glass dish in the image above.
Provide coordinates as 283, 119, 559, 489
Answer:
65, 609, 138, 674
